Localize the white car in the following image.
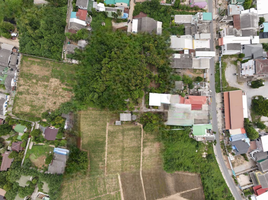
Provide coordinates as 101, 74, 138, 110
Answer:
11, 33, 18, 37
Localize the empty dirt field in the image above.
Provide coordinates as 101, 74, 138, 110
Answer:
13, 56, 75, 118
59, 109, 205, 200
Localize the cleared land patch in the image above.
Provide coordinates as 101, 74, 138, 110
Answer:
60, 110, 205, 200
13, 56, 75, 118
107, 125, 141, 174
25, 145, 53, 168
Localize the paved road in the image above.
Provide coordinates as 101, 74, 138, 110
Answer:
208, 0, 243, 199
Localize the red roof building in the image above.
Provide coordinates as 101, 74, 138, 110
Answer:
11, 142, 23, 152
254, 185, 268, 196
0, 152, 13, 171
44, 127, 59, 141
76, 9, 87, 21
233, 15, 241, 30
255, 59, 268, 75
179, 96, 207, 110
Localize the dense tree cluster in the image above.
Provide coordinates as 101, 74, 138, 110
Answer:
250, 79, 264, 88
252, 96, 268, 117
244, 118, 259, 140
17, 5, 66, 60
73, 29, 173, 110
65, 146, 88, 174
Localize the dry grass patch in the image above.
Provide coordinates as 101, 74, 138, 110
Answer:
13, 56, 74, 118
107, 125, 141, 174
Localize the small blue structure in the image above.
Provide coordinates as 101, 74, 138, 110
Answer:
263, 22, 268, 33
54, 148, 69, 155
122, 13, 128, 19
71, 12, 77, 19
229, 133, 247, 142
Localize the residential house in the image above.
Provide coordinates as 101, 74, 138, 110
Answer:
132, 17, 162, 35
257, 0, 268, 16
253, 152, 268, 162
0, 93, 9, 116
69, 9, 90, 31
120, 113, 131, 121
11, 141, 23, 152
76, 0, 89, 10
14, 124, 27, 134
192, 124, 215, 141
242, 59, 268, 78
261, 135, 268, 152
106, 7, 128, 19
258, 159, 268, 173
66, 44, 78, 54
44, 127, 59, 141
61, 113, 74, 130
224, 90, 246, 130
0, 49, 11, 68
9, 53, 18, 69
190, 0, 207, 9
48, 148, 69, 174
240, 9, 258, 36
77, 40, 88, 49
229, 0, 245, 5
255, 59, 268, 78
104, 0, 129, 7
195, 51, 216, 57
192, 12, 212, 23
231, 139, 250, 155
174, 15, 193, 24
170, 35, 210, 50
229, 133, 248, 142
0, 188, 6, 200
242, 44, 267, 60
171, 54, 211, 69
0, 151, 13, 171
227, 5, 244, 16
241, 59, 255, 77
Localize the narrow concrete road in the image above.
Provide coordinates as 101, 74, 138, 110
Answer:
208, 0, 243, 199
0, 37, 19, 47
127, 0, 135, 33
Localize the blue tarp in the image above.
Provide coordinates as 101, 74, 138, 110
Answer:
263, 22, 268, 33
122, 13, 128, 19
229, 134, 247, 142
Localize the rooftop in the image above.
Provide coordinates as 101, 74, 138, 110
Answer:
0, 49, 11, 68
202, 12, 212, 21
48, 150, 68, 174
231, 140, 250, 155
255, 59, 268, 75
258, 159, 268, 173
192, 124, 212, 136
44, 127, 59, 141
262, 135, 268, 152
76, 0, 88, 8
14, 124, 26, 133
120, 113, 131, 121
76, 9, 88, 21
0, 151, 13, 171
11, 141, 23, 152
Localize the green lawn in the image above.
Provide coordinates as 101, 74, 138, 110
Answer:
25, 145, 53, 160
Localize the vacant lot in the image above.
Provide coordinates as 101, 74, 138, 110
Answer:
60, 175, 120, 200
25, 145, 53, 168
60, 109, 205, 200
107, 125, 141, 174
13, 56, 75, 118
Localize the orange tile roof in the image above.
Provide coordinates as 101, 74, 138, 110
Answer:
76, 9, 87, 21
219, 38, 223, 46
224, 92, 231, 130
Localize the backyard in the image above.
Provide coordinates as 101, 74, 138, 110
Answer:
59, 109, 206, 200
13, 56, 76, 119
25, 145, 53, 168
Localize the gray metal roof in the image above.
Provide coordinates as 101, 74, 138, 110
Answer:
258, 159, 268, 173
175, 81, 184, 90
242, 29, 257, 36
226, 43, 241, 51
69, 22, 85, 31
254, 152, 268, 161
76, 0, 88, 8
242, 44, 265, 60
9, 53, 18, 68
66, 44, 78, 54
231, 140, 250, 155
0, 49, 11, 68
48, 153, 67, 174
78, 40, 88, 49
172, 54, 192, 69
137, 17, 162, 35
240, 12, 258, 30
120, 113, 131, 121
257, 173, 268, 188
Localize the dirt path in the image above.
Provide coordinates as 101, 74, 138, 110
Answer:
138, 123, 147, 200
0, 37, 19, 47
88, 190, 121, 200
105, 122, 109, 176
118, 173, 125, 200
157, 187, 202, 200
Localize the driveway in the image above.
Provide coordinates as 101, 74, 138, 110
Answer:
0, 37, 19, 47
225, 64, 268, 116
127, 0, 135, 32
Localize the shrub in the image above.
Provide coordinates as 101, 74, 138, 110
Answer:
251, 79, 264, 88
195, 76, 203, 82
45, 154, 53, 165
238, 53, 245, 58
256, 121, 266, 130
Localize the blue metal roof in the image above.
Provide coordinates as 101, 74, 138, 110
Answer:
263, 23, 268, 33
230, 133, 247, 142
71, 12, 77, 19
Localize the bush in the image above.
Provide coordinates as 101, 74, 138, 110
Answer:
45, 154, 53, 165
65, 146, 88, 174
30, 129, 41, 137
252, 96, 268, 116
195, 76, 203, 82
238, 53, 245, 58
259, 17, 265, 26
256, 121, 266, 130
244, 119, 259, 140
251, 79, 264, 88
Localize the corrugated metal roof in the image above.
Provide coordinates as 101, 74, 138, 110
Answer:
229, 90, 244, 129
224, 92, 231, 130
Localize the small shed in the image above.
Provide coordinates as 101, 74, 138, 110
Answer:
44, 127, 59, 141
120, 113, 131, 121
115, 121, 121, 125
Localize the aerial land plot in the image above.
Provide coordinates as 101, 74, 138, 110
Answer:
25, 145, 53, 168
13, 56, 75, 118
180, 188, 205, 200
142, 170, 205, 200
80, 109, 110, 176
107, 125, 141, 174
60, 175, 120, 200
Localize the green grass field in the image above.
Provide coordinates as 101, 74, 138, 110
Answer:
25, 145, 53, 168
